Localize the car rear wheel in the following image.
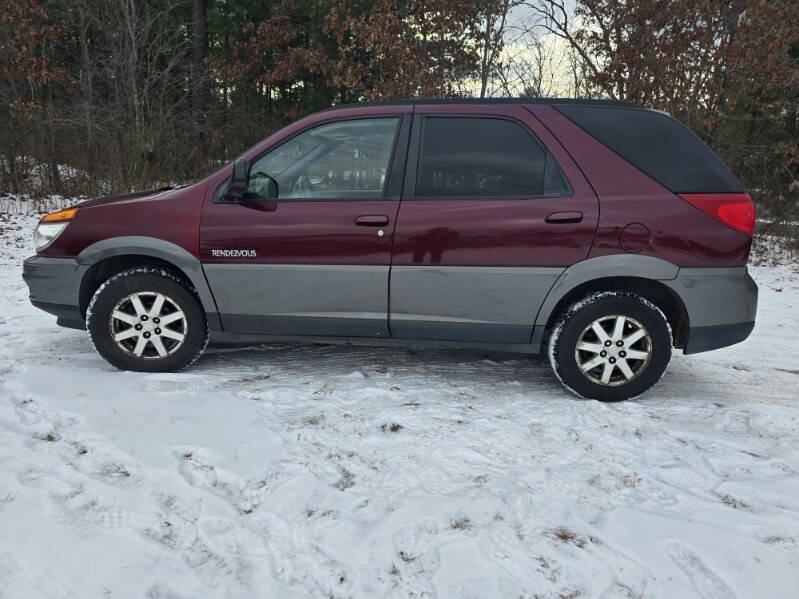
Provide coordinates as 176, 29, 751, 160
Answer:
86, 268, 209, 372
547, 292, 672, 401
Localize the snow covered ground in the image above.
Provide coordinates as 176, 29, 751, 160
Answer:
1, 213, 798, 599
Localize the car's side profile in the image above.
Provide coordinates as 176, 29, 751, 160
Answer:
22, 98, 758, 401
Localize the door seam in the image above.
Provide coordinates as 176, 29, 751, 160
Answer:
387, 106, 416, 338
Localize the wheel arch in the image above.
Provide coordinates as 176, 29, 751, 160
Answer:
76, 237, 220, 329
534, 255, 689, 349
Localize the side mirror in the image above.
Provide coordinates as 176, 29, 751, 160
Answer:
239, 173, 278, 211
244, 172, 278, 203
227, 157, 248, 199
251, 174, 278, 201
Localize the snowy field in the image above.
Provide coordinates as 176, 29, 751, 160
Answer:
1, 213, 798, 599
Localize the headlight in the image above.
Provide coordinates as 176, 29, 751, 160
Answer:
34, 207, 78, 252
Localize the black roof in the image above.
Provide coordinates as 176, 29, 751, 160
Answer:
324, 97, 641, 111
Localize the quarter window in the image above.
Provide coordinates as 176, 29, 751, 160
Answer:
416, 117, 569, 198
248, 117, 399, 200
555, 105, 744, 193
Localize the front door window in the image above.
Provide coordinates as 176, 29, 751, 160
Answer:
249, 117, 399, 200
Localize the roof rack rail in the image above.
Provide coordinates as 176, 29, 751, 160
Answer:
320, 97, 642, 112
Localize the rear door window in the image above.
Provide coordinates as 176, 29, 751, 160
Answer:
416, 117, 570, 198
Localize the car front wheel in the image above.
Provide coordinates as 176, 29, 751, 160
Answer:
547, 291, 672, 401
86, 267, 209, 372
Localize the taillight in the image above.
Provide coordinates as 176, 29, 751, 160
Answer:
678, 193, 755, 236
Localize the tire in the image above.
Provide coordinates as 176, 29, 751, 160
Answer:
547, 291, 672, 401
86, 267, 209, 372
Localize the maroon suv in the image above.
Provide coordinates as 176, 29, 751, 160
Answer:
22, 99, 757, 401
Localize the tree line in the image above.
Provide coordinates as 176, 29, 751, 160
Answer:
0, 0, 797, 229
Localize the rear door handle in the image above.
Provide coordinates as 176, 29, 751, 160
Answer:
355, 215, 389, 227
545, 211, 583, 224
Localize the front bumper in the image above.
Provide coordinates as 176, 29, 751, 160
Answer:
22, 256, 86, 330
665, 266, 758, 354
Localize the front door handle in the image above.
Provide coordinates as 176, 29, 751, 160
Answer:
545, 211, 583, 224
355, 215, 389, 227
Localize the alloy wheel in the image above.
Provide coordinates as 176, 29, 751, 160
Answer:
108, 291, 187, 359
574, 314, 652, 386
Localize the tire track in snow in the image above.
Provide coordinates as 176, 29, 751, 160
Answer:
667, 541, 737, 599
0, 385, 267, 594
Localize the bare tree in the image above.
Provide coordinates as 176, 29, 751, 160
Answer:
494, 32, 571, 97
94, 0, 189, 189
519, 0, 612, 98
191, 0, 210, 137
564, 43, 594, 98
478, 0, 519, 98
